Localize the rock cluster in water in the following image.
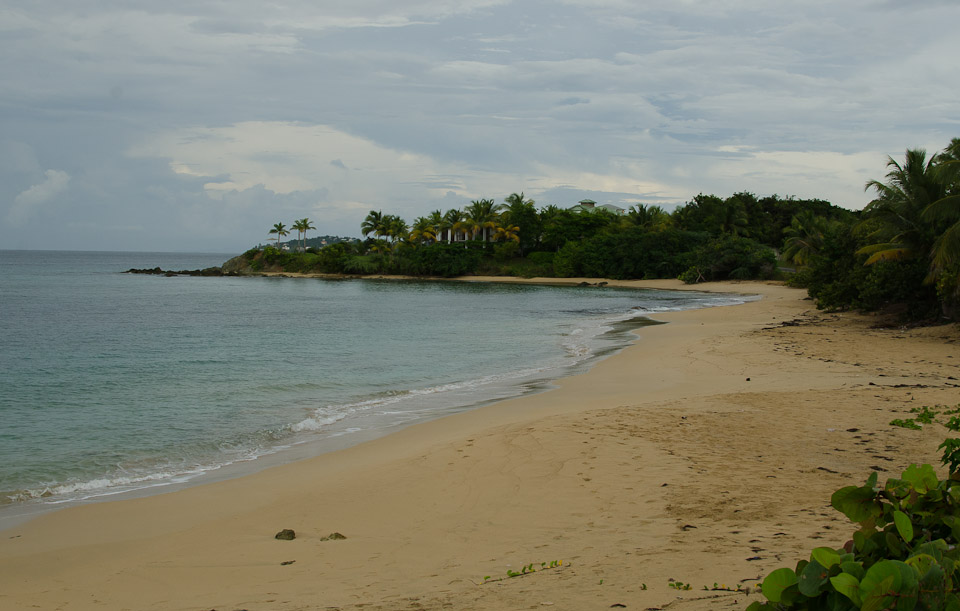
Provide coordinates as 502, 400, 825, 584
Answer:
125, 266, 236, 277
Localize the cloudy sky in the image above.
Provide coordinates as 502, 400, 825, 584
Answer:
2, 1, 958, 252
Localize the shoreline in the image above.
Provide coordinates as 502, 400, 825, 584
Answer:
2, 279, 958, 610
0, 278, 750, 530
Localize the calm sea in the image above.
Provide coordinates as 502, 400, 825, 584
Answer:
0, 250, 753, 524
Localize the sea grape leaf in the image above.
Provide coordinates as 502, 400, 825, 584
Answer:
914, 556, 946, 610
886, 477, 913, 499
901, 464, 938, 494
762, 567, 798, 603
860, 561, 903, 611
894, 510, 915, 542
812, 547, 842, 569
943, 515, 960, 541
944, 592, 960, 611
860, 574, 896, 611
830, 572, 862, 607
840, 561, 865, 581
799, 558, 830, 597
832, 479, 882, 523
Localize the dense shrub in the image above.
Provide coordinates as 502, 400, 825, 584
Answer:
394, 243, 482, 277
554, 228, 707, 279
681, 235, 777, 283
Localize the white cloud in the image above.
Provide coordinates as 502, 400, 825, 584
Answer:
8, 169, 71, 226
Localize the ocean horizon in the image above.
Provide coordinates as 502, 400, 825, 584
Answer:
0, 250, 755, 527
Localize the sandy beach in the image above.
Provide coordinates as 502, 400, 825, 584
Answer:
2, 278, 958, 611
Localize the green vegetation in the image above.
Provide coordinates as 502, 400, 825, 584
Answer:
244, 191, 842, 282
790, 138, 960, 321
747, 408, 960, 610
481, 560, 562, 584
242, 137, 958, 321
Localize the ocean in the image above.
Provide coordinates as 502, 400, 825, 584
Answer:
0, 250, 755, 525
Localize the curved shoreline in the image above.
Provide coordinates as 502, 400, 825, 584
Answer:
0, 278, 748, 526
2, 279, 958, 610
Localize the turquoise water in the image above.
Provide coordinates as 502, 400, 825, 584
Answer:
0, 250, 752, 517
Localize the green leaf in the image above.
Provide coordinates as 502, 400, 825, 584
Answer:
830, 572, 862, 607
832, 480, 883, 523
861, 574, 896, 611
799, 558, 830, 597
901, 464, 938, 494
860, 561, 902, 611
894, 510, 915, 542
761, 568, 798, 603
840, 561, 865, 581
812, 547, 842, 569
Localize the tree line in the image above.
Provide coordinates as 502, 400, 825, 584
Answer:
248, 136, 959, 322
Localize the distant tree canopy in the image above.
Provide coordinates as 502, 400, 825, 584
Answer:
242, 138, 960, 322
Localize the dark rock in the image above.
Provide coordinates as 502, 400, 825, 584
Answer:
320, 532, 347, 541
275, 529, 296, 540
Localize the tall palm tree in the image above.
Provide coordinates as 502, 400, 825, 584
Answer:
361, 210, 386, 240
503, 192, 534, 210
444, 209, 466, 243
292, 218, 316, 252
427, 210, 446, 242
268, 222, 289, 249
464, 198, 498, 242
922, 141, 960, 280
384, 215, 408, 243
860, 148, 948, 266
500, 192, 538, 254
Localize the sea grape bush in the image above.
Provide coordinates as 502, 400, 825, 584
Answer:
747, 460, 960, 610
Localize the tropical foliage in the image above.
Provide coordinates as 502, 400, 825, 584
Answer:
246, 138, 958, 321
748, 425, 960, 611
789, 138, 960, 320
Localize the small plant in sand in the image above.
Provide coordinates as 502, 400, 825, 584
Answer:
746, 439, 960, 610
889, 404, 960, 431
481, 560, 562, 584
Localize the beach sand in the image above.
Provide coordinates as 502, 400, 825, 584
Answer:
1, 278, 958, 611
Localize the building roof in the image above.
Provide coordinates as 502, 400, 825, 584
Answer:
568, 201, 625, 215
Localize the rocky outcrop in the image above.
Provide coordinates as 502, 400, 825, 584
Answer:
124, 266, 235, 277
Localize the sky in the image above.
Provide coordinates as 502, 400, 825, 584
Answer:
1, 1, 959, 253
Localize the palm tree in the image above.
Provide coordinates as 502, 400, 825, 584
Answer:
628, 204, 670, 230
492, 221, 520, 243
922, 140, 960, 280
268, 222, 289, 249
444, 209, 466, 243
361, 210, 386, 240
464, 198, 498, 242
500, 192, 538, 254
717, 198, 749, 236
292, 218, 316, 252
427, 210, 446, 242
384, 215, 408, 243
860, 148, 948, 266
503, 192, 534, 210
781, 210, 836, 266
409, 217, 437, 245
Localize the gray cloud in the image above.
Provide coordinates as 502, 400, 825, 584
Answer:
1, 0, 958, 252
